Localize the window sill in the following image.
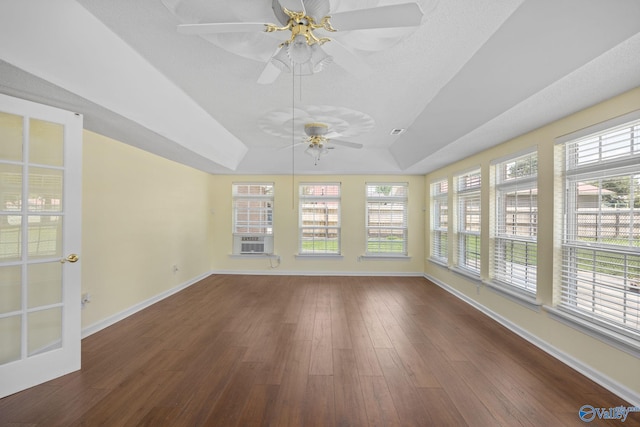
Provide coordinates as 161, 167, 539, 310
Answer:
544, 306, 640, 358
428, 257, 449, 268
359, 254, 411, 261
483, 280, 541, 312
295, 254, 344, 260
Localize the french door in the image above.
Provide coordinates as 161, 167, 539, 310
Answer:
0, 94, 82, 398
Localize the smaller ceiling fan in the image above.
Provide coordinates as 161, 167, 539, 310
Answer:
260, 105, 374, 164
300, 122, 363, 165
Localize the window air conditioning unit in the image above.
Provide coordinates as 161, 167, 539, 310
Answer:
233, 235, 274, 254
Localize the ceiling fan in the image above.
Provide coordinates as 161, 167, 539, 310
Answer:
299, 122, 363, 165
172, 0, 426, 83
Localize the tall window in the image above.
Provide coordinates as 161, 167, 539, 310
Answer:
455, 169, 481, 275
492, 150, 538, 294
232, 183, 273, 254
365, 183, 408, 255
430, 178, 448, 263
299, 183, 341, 254
561, 116, 640, 338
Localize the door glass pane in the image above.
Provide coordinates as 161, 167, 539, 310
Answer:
0, 214, 21, 262
29, 119, 63, 167
0, 112, 23, 162
0, 315, 22, 364
0, 265, 21, 314
28, 167, 62, 213
27, 307, 62, 356
1, 163, 22, 208
28, 216, 62, 259
28, 262, 62, 308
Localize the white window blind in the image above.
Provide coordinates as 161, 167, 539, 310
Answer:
455, 169, 481, 274
430, 179, 448, 263
299, 183, 341, 254
561, 117, 640, 338
492, 150, 538, 293
365, 183, 408, 255
232, 183, 274, 235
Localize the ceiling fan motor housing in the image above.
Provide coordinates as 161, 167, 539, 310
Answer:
304, 122, 329, 136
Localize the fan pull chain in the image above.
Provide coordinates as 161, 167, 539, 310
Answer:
291, 63, 296, 210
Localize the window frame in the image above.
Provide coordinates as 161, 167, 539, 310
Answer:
490, 149, 538, 296
298, 183, 341, 255
430, 178, 449, 265
232, 183, 274, 236
231, 183, 274, 255
454, 168, 482, 276
365, 183, 408, 257
557, 115, 640, 343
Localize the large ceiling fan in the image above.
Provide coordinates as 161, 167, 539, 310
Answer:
170, 0, 426, 83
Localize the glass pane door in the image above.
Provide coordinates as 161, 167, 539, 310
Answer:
0, 94, 82, 398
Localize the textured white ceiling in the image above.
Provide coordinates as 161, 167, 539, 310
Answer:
1, 0, 639, 175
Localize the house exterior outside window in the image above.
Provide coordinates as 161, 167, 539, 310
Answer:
430, 179, 448, 264
299, 183, 341, 255
365, 183, 408, 256
491, 150, 538, 295
455, 169, 481, 275
232, 183, 274, 254
558, 115, 640, 339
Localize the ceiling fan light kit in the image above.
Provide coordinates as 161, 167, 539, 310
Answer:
305, 142, 329, 165
172, 0, 425, 82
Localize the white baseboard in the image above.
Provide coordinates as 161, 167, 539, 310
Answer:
211, 269, 424, 277
424, 273, 640, 408
81, 272, 211, 339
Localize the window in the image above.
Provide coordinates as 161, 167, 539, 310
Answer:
365, 183, 408, 255
430, 179, 448, 263
299, 183, 341, 255
232, 183, 273, 254
560, 116, 640, 338
492, 150, 538, 294
455, 169, 481, 275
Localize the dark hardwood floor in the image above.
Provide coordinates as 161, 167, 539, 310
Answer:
0, 275, 637, 426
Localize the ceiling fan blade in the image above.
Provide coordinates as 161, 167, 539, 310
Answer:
330, 139, 363, 149
177, 22, 267, 35
330, 3, 424, 31
278, 140, 307, 151
322, 39, 371, 79
277, 0, 305, 13
257, 61, 283, 84
302, 0, 330, 20
271, 0, 290, 26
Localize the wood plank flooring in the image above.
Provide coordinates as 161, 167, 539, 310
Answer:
0, 275, 637, 426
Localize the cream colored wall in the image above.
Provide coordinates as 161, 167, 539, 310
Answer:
81, 131, 213, 329
210, 174, 425, 274
424, 87, 640, 398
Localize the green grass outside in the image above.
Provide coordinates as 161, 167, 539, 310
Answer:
300, 238, 405, 253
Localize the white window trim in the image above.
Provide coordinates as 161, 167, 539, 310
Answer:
430, 178, 449, 265
490, 150, 538, 298
298, 182, 341, 256
364, 182, 408, 257
555, 109, 640, 146
232, 182, 274, 256
454, 168, 482, 277
556, 114, 640, 347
